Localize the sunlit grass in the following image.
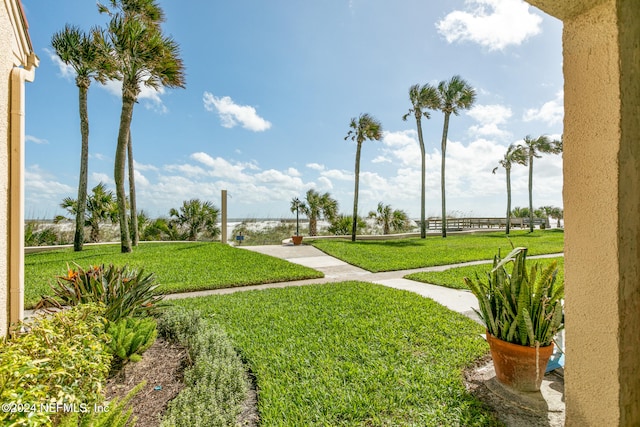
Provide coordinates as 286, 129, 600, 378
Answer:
171, 282, 501, 426
25, 242, 323, 309
312, 230, 564, 272
405, 256, 564, 290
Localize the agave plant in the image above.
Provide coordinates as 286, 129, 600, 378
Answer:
464, 247, 564, 347
39, 263, 165, 322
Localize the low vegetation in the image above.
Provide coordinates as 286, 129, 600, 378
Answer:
157, 309, 248, 427
312, 230, 564, 272
405, 256, 564, 290
172, 282, 500, 426
25, 242, 323, 309
0, 304, 113, 426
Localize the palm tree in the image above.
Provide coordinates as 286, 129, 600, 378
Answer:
519, 135, 563, 232
51, 25, 108, 251
290, 197, 305, 237
298, 189, 338, 236
98, 0, 185, 253
436, 75, 476, 237
493, 143, 528, 234
368, 202, 410, 235
127, 132, 138, 245
345, 113, 383, 242
55, 182, 118, 243
403, 83, 440, 238
169, 199, 219, 241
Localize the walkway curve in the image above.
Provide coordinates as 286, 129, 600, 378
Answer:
166, 244, 564, 324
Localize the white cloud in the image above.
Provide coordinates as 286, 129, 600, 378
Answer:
90, 172, 113, 185
317, 176, 333, 190
436, 0, 543, 51
90, 153, 108, 161
203, 92, 271, 132
322, 169, 353, 181
523, 90, 564, 126
46, 48, 75, 80
25, 165, 75, 212
190, 152, 254, 182
467, 104, 513, 138
26, 135, 48, 144
286, 167, 301, 177
372, 156, 391, 164
306, 163, 325, 171
380, 130, 421, 168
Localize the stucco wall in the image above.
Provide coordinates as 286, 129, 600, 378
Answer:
1, 1, 13, 337
563, 1, 621, 424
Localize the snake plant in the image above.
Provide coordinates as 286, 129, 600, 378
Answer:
464, 247, 564, 347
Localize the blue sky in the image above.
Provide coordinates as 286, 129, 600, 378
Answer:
22, 0, 563, 220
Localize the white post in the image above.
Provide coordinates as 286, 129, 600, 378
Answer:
221, 190, 227, 244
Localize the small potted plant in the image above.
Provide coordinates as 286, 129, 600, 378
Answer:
464, 246, 564, 392
290, 197, 305, 245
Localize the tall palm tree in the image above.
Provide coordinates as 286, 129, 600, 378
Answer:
436, 75, 476, 237
127, 132, 138, 245
493, 143, 528, 234
290, 197, 304, 236
402, 83, 440, 238
98, 0, 185, 252
345, 114, 383, 242
298, 189, 338, 236
519, 135, 563, 232
51, 25, 107, 251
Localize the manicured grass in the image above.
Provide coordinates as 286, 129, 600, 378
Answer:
24, 242, 323, 309
312, 230, 564, 272
405, 256, 564, 290
172, 282, 501, 426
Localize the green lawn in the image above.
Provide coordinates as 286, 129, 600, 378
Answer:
171, 282, 500, 426
311, 230, 564, 272
24, 242, 323, 309
405, 256, 564, 290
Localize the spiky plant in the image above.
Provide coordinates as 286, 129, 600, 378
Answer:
464, 247, 564, 347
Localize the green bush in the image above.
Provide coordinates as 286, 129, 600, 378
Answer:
39, 264, 165, 322
107, 317, 157, 367
158, 309, 248, 427
0, 304, 112, 427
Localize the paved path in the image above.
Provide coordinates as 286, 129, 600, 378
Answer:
166, 244, 563, 323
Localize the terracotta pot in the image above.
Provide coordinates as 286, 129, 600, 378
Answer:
486, 332, 554, 392
291, 235, 303, 245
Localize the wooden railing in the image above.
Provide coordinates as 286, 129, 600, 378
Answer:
425, 217, 549, 230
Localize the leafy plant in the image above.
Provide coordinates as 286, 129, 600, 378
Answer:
0, 304, 112, 427
327, 214, 367, 236
464, 246, 564, 347
39, 263, 165, 322
58, 381, 144, 427
107, 317, 157, 366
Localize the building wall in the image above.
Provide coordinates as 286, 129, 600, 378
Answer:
0, 1, 13, 337
1, 0, 32, 336
526, 0, 640, 425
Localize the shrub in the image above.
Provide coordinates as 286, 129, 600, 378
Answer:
0, 304, 112, 426
158, 309, 248, 427
107, 317, 157, 367
39, 264, 165, 322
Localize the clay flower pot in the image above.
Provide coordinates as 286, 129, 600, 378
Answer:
291, 235, 303, 245
486, 332, 554, 392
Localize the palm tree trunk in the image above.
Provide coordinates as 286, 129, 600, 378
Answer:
506, 166, 512, 235
127, 131, 139, 246
74, 85, 89, 252
309, 215, 317, 236
115, 96, 134, 253
528, 155, 534, 233
416, 115, 426, 239
440, 112, 451, 238
352, 142, 362, 242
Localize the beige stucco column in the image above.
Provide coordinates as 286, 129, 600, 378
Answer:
526, 0, 640, 425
